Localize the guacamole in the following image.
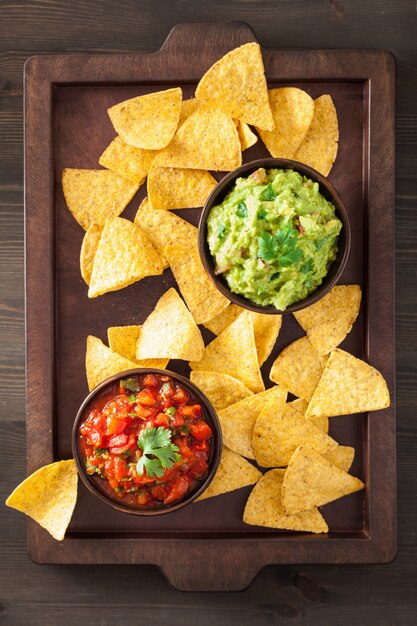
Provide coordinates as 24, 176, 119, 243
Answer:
207, 168, 342, 311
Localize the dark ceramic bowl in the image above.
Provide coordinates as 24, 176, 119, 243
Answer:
198, 158, 351, 314
72, 368, 222, 516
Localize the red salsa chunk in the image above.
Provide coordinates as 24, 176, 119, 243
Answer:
78, 373, 213, 508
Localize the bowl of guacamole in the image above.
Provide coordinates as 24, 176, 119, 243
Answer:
198, 158, 350, 314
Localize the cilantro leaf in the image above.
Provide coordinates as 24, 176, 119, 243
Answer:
278, 247, 304, 267
165, 406, 176, 416
217, 224, 227, 240
236, 201, 248, 218
258, 232, 280, 263
121, 378, 139, 392
136, 426, 181, 479
316, 234, 330, 251
300, 258, 315, 274
260, 184, 276, 201
276, 226, 298, 247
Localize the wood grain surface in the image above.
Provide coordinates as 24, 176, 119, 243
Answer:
0, 0, 416, 623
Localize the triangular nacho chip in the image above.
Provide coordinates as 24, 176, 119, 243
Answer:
164, 244, 229, 324
135, 288, 205, 361
190, 371, 253, 412
324, 446, 355, 472
306, 348, 390, 418
107, 87, 182, 150
156, 106, 242, 171
107, 325, 169, 370
80, 224, 103, 285
257, 88, 314, 158
190, 311, 264, 393
236, 120, 258, 150
197, 447, 262, 501
99, 136, 156, 184
178, 97, 200, 126
294, 94, 339, 176
294, 285, 362, 355
290, 398, 329, 433
243, 469, 328, 533
62, 169, 140, 230
86, 336, 138, 391
6, 460, 78, 541
195, 43, 274, 130
88, 217, 164, 298
252, 399, 337, 468
148, 165, 217, 210
217, 386, 287, 459
134, 197, 197, 268
270, 336, 328, 401
204, 303, 243, 335
282, 445, 364, 514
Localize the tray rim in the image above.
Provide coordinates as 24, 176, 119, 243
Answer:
24, 21, 396, 591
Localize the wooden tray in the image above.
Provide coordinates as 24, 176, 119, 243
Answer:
24, 22, 396, 591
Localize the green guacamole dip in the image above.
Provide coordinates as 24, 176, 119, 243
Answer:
207, 168, 342, 311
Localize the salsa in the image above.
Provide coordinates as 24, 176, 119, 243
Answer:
207, 168, 342, 311
78, 373, 213, 508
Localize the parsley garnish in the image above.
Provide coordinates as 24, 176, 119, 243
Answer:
258, 226, 303, 267
236, 202, 248, 218
258, 208, 268, 220
258, 232, 280, 263
165, 406, 176, 417
136, 426, 181, 479
217, 224, 227, 240
121, 378, 139, 392
260, 184, 276, 201
300, 258, 315, 274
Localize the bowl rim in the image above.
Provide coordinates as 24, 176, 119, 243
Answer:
198, 157, 351, 315
71, 367, 223, 516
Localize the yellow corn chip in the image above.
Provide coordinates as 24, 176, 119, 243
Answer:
135, 288, 205, 361
62, 169, 140, 230
99, 136, 156, 184
134, 197, 197, 269
156, 106, 242, 171
107, 325, 169, 370
306, 348, 390, 418
195, 43, 274, 130
178, 97, 200, 126
289, 398, 329, 433
282, 445, 364, 514
80, 224, 102, 285
294, 95, 339, 176
6, 460, 78, 541
107, 87, 182, 150
257, 88, 314, 158
324, 446, 355, 472
236, 120, 258, 150
204, 303, 243, 335
88, 217, 164, 298
197, 447, 262, 501
190, 311, 265, 393
86, 335, 138, 391
164, 244, 229, 324
243, 469, 328, 533
270, 336, 328, 401
252, 399, 337, 468
217, 386, 287, 459
148, 165, 217, 210
294, 285, 362, 355
190, 371, 253, 412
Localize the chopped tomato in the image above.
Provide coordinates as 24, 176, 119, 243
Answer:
154, 412, 169, 427
107, 433, 128, 448
134, 405, 158, 420
110, 433, 136, 455
182, 404, 202, 419
106, 416, 127, 436
143, 374, 159, 388
164, 477, 189, 504
189, 421, 213, 441
172, 386, 189, 404
136, 389, 156, 406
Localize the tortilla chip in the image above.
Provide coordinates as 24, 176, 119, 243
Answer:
243, 469, 328, 533
156, 106, 242, 171
107, 325, 169, 370
62, 169, 140, 230
195, 43, 274, 130
236, 120, 258, 150
217, 386, 287, 459
134, 197, 197, 268
99, 136, 156, 184
204, 303, 243, 335
6, 460, 78, 541
294, 285, 362, 355
294, 95, 339, 176
88, 217, 164, 298
107, 87, 182, 150
190, 371, 253, 412
324, 446, 355, 472
289, 398, 329, 433
252, 399, 337, 467
178, 97, 200, 126
270, 336, 328, 401
164, 244, 229, 324
257, 88, 314, 158
197, 447, 262, 501
80, 224, 102, 285
148, 165, 217, 210
135, 288, 205, 361
86, 336, 138, 391
306, 348, 390, 418
282, 445, 364, 514
190, 311, 265, 393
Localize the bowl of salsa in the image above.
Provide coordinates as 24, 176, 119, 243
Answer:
72, 369, 222, 515
198, 158, 351, 314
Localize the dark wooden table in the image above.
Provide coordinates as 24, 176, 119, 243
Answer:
0, 1, 416, 624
